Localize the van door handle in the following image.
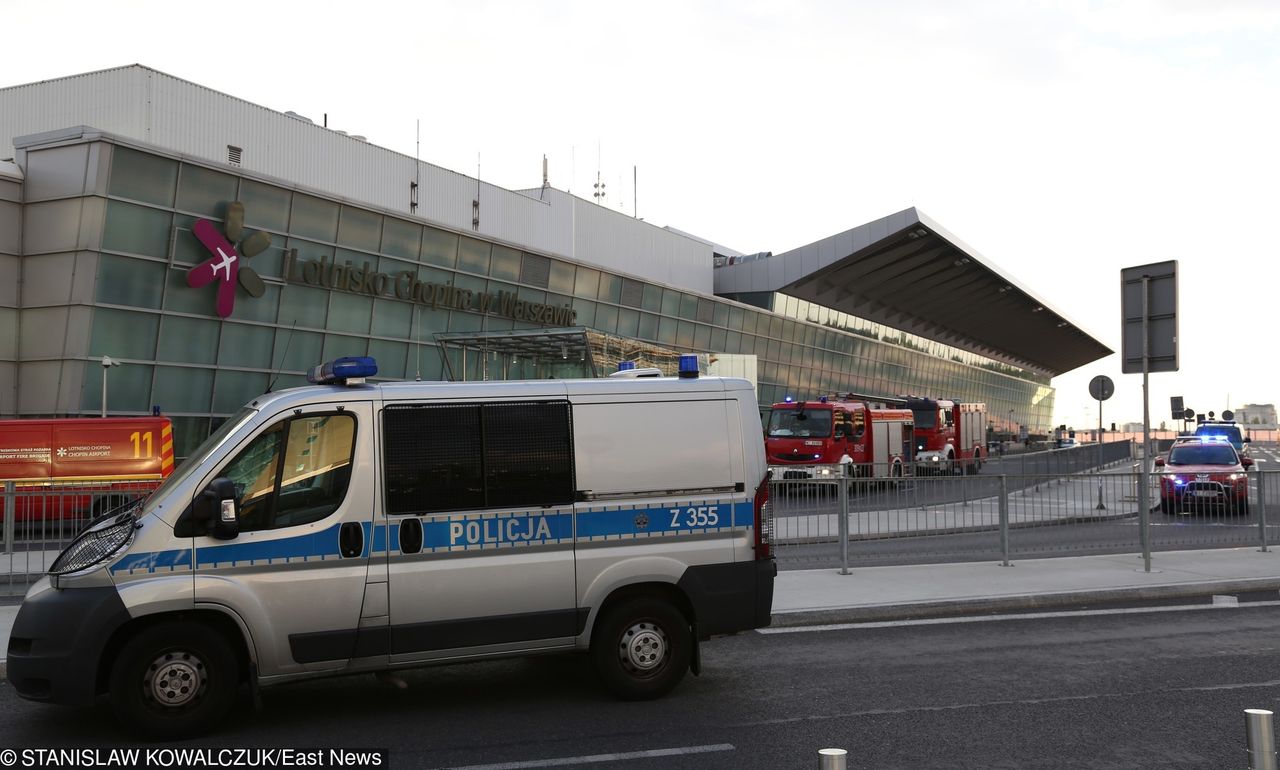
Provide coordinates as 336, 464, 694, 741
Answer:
339, 522, 364, 558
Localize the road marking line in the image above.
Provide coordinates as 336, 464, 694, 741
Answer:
1212, 594, 1240, 605
759, 600, 1280, 633
436, 744, 736, 769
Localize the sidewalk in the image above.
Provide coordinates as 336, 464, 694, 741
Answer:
3, 548, 1280, 677
771, 547, 1280, 626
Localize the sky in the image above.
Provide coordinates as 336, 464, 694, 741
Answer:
5, 0, 1279, 430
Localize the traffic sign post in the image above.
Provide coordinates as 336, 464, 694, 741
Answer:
1090, 375, 1114, 510
1122, 260, 1178, 574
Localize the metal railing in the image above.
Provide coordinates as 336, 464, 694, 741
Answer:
1, 480, 156, 597
770, 448, 1279, 571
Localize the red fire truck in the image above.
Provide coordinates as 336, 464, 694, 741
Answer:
906, 398, 988, 475
0, 417, 175, 525
766, 395, 914, 481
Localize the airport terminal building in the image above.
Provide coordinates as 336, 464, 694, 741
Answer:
0, 66, 1110, 458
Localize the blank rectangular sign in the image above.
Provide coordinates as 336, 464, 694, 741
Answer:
1121, 260, 1178, 373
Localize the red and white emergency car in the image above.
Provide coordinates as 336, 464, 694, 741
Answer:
0, 417, 174, 523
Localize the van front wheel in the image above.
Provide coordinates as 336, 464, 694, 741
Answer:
591, 598, 690, 700
108, 621, 239, 740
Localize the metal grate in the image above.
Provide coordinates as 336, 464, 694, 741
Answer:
49, 513, 136, 575
383, 404, 483, 515
382, 401, 574, 514
227, 145, 242, 166
520, 253, 551, 288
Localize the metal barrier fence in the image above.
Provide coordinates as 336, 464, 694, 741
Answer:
1, 480, 156, 597
0, 442, 1269, 594
771, 454, 1279, 571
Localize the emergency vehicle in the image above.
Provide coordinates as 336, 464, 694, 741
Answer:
905, 398, 988, 475
7, 356, 775, 739
1155, 435, 1253, 515
766, 395, 914, 481
0, 417, 174, 524
1193, 420, 1251, 458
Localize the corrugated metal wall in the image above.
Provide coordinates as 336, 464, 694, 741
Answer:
1, 66, 712, 291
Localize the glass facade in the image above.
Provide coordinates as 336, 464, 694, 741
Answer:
17, 141, 1054, 457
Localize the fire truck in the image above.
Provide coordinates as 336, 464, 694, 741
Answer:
0, 416, 175, 525
766, 395, 914, 481
906, 398, 988, 475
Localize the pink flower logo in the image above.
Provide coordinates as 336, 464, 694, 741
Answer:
187, 202, 270, 317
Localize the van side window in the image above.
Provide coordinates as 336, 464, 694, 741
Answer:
220, 413, 356, 532
383, 400, 574, 515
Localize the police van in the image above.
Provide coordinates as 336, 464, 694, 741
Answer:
7, 356, 775, 738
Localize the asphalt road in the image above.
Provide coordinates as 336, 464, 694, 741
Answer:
5, 600, 1280, 768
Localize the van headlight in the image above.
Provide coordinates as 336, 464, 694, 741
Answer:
48, 512, 140, 576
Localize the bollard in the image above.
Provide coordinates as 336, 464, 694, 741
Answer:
838, 462, 850, 576
999, 474, 1011, 567
818, 748, 847, 770
1246, 709, 1277, 770
1259, 470, 1270, 554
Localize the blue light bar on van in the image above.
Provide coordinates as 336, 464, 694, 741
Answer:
307, 356, 377, 385
678, 354, 699, 379
618, 361, 636, 371
784, 396, 794, 403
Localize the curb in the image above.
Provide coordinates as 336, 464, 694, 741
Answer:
767, 577, 1280, 627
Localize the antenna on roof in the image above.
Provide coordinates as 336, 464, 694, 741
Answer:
541, 154, 548, 201
472, 153, 480, 231
592, 142, 605, 205
266, 321, 297, 393
411, 119, 420, 214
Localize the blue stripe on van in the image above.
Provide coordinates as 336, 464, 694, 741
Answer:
419, 511, 575, 551
194, 523, 344, 567
110, 499, 753, 572
575, 500, 752, 539
111, 547, 193, 574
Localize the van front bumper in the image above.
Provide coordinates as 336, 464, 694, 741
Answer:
7, 585, 131, 706
679, 558, 777, 637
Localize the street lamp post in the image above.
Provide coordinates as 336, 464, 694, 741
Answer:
101, 355, 121, 418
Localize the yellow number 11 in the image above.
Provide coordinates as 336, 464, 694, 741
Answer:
130, 431, 153, 458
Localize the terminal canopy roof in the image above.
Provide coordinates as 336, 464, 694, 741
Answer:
712, 207, 1112, 377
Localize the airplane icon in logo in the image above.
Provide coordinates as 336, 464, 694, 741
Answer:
210, 247, 237, 280
187, 203, 269, 318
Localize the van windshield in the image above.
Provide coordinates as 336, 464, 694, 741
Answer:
767, 408, 833, 438
147, 407, 258, 504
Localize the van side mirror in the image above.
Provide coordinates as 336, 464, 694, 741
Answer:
1153, 457, 1165, 467
1244, 436, 1252, 443
1243, 457, 1254, 468
189, 478, 240, 540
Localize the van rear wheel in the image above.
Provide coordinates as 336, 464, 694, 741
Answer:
108, 621, 238, 740
591, 597, 690, 700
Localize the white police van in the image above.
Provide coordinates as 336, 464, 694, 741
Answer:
7, 356, 775, 738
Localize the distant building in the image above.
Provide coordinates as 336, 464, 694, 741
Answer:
1122, 422, 1145, 433
1235, 404, 1277, 429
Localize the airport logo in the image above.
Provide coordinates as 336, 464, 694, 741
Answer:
187, 202, 270, 318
